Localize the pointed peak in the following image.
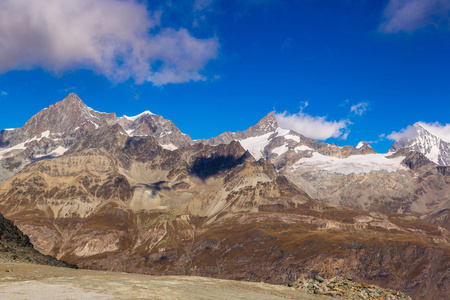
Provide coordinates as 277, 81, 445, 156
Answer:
254, 111, 278, 132
356, 141, 372, 149
53, 93, 86, 109
64, 93, 83, 103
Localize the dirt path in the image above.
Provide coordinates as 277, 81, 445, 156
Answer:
0, 261, 326, 300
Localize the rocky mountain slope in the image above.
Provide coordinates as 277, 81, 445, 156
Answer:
198, 112, 449, 230
0, 93, 192, 182
0, 211, 75, 268
390, 122, 450, 166
0, 124, 448, 299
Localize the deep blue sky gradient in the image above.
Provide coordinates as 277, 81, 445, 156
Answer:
0, 0, 449, 152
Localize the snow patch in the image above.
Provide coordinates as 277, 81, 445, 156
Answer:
239, 132, 273, 160
356, 141, 364, 149
272, 145, 289, 157
275, 127, 290, 136
160, 143, 178, 151
0, 131, 56, 159
34, 146, 68, 158
0, 142, 27, 159
284, 134, 300, 142
294, 145, 312, 152
41, 130, 50, 138
123, 110, 154, 121
160, 130, 172, 137
293, 152, 405, 175
86, 105, 106, 114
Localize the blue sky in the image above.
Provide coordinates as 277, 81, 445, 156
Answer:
0, 0, 449, 152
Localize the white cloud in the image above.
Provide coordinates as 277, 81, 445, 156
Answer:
380, 0, 450, 33
275, 111, 350, 141
387, 125, 418, 140
0, 0, 219, 85
350, 101, 369, 116
194, 0, 213, 11
0, 91, 7, 96
339, 131, 350, 140
418, 122, 450, 143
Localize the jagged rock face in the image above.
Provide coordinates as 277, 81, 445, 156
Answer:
117, 113, 192, 149
0, 211, 75, 268
0, 93, 192, 182
202, 112, 376, 161
390, 123, 450, 166
199, 112, 279, 146
0, 125, 448, 299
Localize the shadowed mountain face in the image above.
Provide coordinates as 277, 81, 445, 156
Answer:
0, 211, 76, 268
0, 125, 448, 300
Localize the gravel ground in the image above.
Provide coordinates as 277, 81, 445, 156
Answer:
0, 261, 326, 300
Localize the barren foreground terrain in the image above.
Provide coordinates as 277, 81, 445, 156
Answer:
0, 261, 324, 300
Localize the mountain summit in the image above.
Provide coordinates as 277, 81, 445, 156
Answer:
390, 122, 450, 165
0, 94, 192, 181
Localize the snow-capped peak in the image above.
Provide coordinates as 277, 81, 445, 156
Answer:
356, 141, 371, 149
416, 122, 450, 144
122, 110, 154, 121
390, 122, 450, 165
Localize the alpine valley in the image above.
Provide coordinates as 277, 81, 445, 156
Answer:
0, 94, 448, 299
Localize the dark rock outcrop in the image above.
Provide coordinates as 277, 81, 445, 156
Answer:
0, 212, 76, 268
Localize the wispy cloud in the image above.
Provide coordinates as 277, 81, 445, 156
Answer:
0, 0, 219, 86
275, 111, 350, 141
379, 0, 450, 33
350, 101, 369, 116
1, 91, 7, 96
193, 0, 213, 11
387, 125, 419, 140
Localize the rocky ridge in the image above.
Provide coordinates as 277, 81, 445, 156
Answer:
202, 112, 376, 162
390, 122, 450, 166
0, 93, 193, 182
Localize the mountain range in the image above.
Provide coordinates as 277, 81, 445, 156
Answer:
0, 94, 448, 299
